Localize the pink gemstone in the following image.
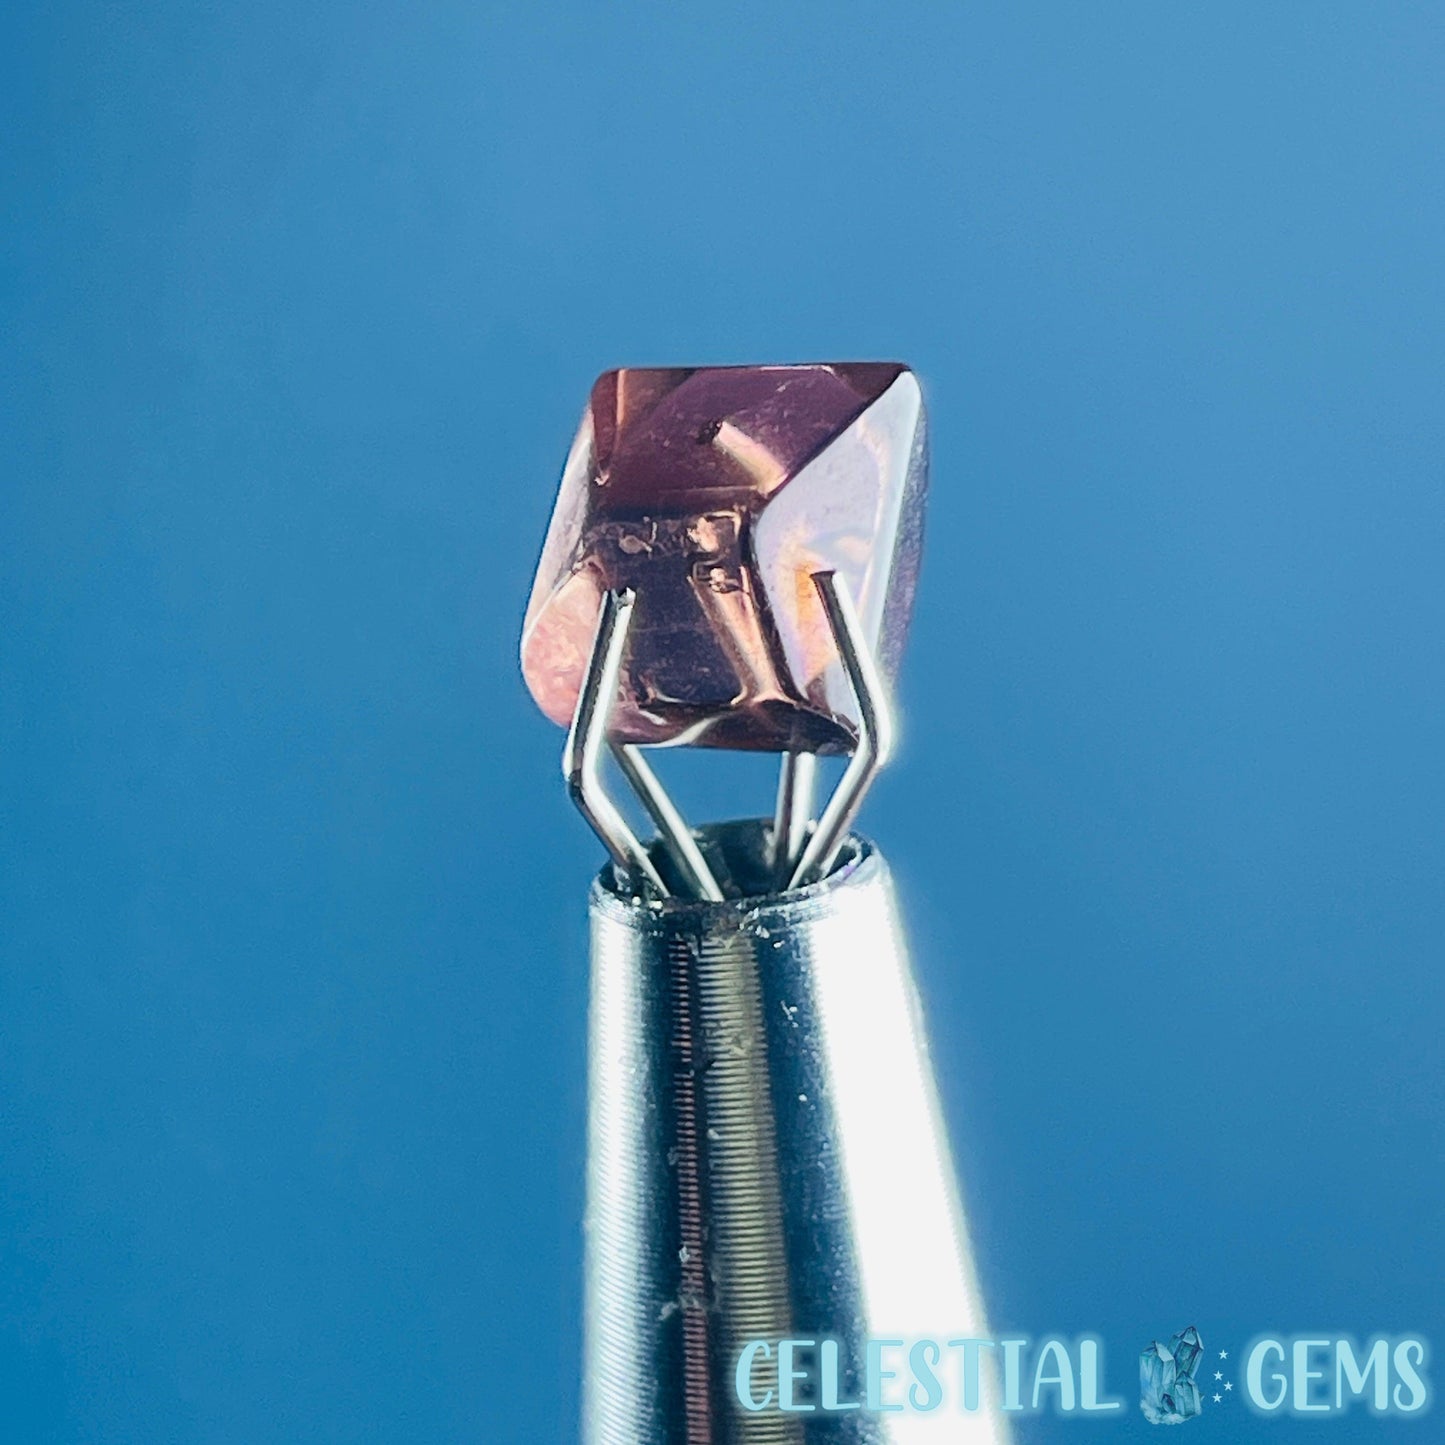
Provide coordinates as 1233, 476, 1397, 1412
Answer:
521, 363, 927, 753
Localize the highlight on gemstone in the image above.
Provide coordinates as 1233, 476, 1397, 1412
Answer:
1139, 1325, 1205, 1425
520, 363, 927, 753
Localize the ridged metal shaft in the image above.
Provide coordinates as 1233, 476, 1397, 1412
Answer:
583, 821, 1009, 1444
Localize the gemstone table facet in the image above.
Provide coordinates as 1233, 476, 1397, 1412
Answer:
521, 363, 927, 753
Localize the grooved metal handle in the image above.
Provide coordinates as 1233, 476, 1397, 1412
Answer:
583, 822, 1008, 1444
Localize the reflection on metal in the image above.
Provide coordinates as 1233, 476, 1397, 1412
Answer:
582, 821, 1009, 1444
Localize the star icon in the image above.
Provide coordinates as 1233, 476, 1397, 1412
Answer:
1214, 1371, 1223, 1380
1225, 1382, 1234, 1392
1213, 1392, 1222, 1403
1219, 1350, 1229, 1360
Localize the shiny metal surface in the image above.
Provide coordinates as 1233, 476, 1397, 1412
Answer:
583, 821, 1009, 1444
563, 588, 669, 896
786, 572, 895, 891
615, 741, 726, 902
770, 751, 817, 888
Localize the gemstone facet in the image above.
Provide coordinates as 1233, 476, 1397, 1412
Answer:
521, 364, 927, 753
1139, 1326, 1205, 1425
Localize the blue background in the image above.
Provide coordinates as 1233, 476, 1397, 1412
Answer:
3, 3, 1441, 1440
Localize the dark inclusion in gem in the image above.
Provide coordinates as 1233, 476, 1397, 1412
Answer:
520, 363, 928, 753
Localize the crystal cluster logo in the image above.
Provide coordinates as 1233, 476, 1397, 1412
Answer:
1140, 1326, 1206, 1424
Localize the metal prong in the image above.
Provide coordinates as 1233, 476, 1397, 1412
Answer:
771, 751, 817, 884
787, 572, 896, 890
563, 589, 669, 898
613, 743, 725, 902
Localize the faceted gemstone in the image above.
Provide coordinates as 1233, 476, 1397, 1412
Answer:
520, 364, 927, 753
1139, 1327, 1206, 1425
